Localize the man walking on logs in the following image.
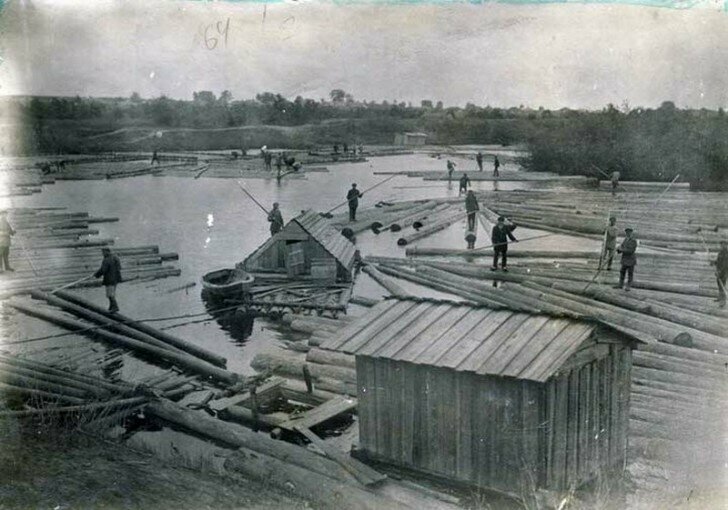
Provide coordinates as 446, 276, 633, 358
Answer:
476, 151, 484, 172
491, 216, 517, 272
459, 173, 471, 195
151, 150, 160, 166
610, 169, 621, 196
465, 190, 479, 231
267, 203, 284, 236
94, 247, 122, 312
712, 240, 728, 307
614, 227, 637, 291
602, 216, 618, 270
447, 159, 456, 183
347, 183, 363, 222
493, 156, 501, 177
0, 210, 16, 273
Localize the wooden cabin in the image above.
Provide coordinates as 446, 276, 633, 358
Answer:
321, 298, 642, 495
243, 210, 357, 283
394, 132, 427, 146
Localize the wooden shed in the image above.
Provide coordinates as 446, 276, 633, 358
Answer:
243, 210, 356, 283
321, 298, 642, 494
394, 132, 428, 146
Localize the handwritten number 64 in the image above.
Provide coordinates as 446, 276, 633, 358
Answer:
204, 18, 230, 50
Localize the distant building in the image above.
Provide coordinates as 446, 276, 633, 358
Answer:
322, 297, 642, 495
243, 210, 356, 282
394, 132, 427, 146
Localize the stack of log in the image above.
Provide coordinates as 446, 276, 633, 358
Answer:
0, 207, 181, 299
479, 188, 728, 252
0, 167, 48, 196
53, 160, 195, 180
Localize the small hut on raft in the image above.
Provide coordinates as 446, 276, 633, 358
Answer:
321, 297, 643, 495
243, 209, 357, 283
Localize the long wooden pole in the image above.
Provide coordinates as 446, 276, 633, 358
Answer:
49, 273, 95, 294
322, 175, 398, 217
236, 181, 270, 216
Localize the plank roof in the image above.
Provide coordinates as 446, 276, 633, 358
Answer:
321, 297, 601, 383
293, 210, 356, 270
244, 209, 356, 270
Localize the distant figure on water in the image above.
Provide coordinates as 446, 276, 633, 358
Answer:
275, 154, 283, 173
343, 143, 349, 154
614, 227, 637, 291
151, 150, 160, 166
347, 183, 363, 222
268, 203, 284, 236
602, 216, 618, 270
611, 170, 621, 196
358, 144, 364, 155
465, 190, 479, 231
0, 210, 16, 272
712, 240, 728, 307
446, 159, 456, 183
333, 144, 339, 154
459, 173, 471, 195
264, 151, 273, 171
493, 156, 500, 177
491, 216, 517, 272
95, 247, 122, 312
476, 152, 484, 172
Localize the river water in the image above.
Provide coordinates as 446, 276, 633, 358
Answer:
2, 150, 595, 378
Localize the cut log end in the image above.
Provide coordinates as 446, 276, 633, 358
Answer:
397, 238, 408, 246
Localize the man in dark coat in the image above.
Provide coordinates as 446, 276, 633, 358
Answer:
347, 183, 363, 222
713, 240, 728, 307
267, 202, 284, 236
493, 156, 501, 177
614, 227, 637, 291
465, 190, 479, 230
95, 247, 122, 312
490, 216, 517, 271
459, 173, 471, 195
476, 152, 484, 172
151, 150, 160, 165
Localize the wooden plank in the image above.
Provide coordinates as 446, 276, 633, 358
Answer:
390, 359, 404, 464
553, 375, 568, 490
278, 395, 357, 431
457, 314, 531, 372
415, 308, 493, 366
477, 315, 552, 376
336, 301, 417, 353
545, 379, 556, 488
392, 306, 472, 362
441, 367, 457, 478
455, 371, 473, 482
373, 358, 389, 462
522, 381, 541, 485
401, 361, 416, 467
208, 377, 286, 411
505, 318, 571, 378
356, 357, 374, 454
320, 300, 399, 351
355, 302, 436, 357
294, 426, 387, 487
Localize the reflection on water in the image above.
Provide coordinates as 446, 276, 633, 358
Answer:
200, 290, 255, 344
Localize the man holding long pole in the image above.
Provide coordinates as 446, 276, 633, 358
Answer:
94, 247, 122, 313
614, 227, 637, 291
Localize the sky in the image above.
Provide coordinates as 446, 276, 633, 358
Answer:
2, 0, 728, 109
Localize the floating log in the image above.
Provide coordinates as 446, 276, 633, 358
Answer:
349, 296, 378, 307
251, 353, 357, 385
0, 381, 87, 405
306, 348, 357, 370
53, 290, 226, 368
147, 398, 360, 483
362, 265, 409, 296
9, 299, 240, 385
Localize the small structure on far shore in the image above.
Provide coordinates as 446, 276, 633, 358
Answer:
321, 297, 641, 495
394, 132, 427, 146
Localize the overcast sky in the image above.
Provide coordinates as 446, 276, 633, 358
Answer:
2, 0, 728, 109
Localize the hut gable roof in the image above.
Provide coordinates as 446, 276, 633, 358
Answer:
243, 210, 356, 270
321, 297, 617, 383
293, 210, 356, 269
